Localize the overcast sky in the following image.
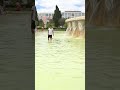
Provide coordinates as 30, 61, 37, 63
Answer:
35, 0, 85, 13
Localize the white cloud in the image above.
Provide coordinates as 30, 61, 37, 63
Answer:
35, 0, 85, 13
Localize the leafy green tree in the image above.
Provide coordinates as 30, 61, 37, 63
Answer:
58, 18, 66, 27
39, 19, 44, 28
46, 19, 54, 28
53, 5, 62, 27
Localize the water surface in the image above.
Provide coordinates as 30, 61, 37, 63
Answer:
35, 31, 85, 90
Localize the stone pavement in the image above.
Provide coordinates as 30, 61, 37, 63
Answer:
0, 12, 34, 90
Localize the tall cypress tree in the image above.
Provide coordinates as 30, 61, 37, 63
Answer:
53, 5, 62, 27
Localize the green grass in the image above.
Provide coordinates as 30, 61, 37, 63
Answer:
37, 26, 67, 31
54, 28, 66, 31
38, 28, 66, 31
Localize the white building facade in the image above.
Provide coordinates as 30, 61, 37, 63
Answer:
38, 11, 85, 26
62, 11, 85, 18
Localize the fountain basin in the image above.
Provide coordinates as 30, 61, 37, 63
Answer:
65, 16, 85, 38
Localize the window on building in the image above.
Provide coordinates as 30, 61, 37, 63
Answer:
68, 13, 71, 17
79, 13, 81, 16
72, 13, 74, 16
82, 13, 85, 16
65, 13, 67, 18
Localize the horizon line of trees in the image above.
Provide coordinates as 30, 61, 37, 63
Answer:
38, 5, 66, 29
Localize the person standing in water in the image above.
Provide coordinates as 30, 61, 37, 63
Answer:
48, 26, 54, 42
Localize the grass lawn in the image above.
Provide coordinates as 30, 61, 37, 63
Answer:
37, 28, 66, 31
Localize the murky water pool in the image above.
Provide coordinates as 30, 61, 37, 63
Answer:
35, 30, 85, 90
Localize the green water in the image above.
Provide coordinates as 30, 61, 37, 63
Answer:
35, 31, 85, 90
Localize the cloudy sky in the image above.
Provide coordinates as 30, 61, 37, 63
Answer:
35, 0, 85, 13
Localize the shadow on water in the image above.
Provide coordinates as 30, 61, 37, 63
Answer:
86, 28, 120, 90
0, 12, 35, 90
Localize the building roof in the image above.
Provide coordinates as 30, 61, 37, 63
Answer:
65, 11, 81, 12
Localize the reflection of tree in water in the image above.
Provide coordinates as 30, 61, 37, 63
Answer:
86, 0, 120, 27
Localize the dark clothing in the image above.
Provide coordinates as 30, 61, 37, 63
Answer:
48, 35, 52, 39
31, 20, 35, 29
31, 20, 35, 34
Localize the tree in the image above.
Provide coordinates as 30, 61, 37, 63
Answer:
58, 18, 66, 27
39, 19, 44, 28
46, 19, 54, 28
53, 5, 62, 27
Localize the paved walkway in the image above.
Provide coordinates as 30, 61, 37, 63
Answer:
0, 12, 34, 90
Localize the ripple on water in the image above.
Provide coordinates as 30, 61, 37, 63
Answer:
35, 31, 85, 90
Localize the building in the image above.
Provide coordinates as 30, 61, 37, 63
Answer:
62, 11, 85, 18
38, 12, 53, 20
38, 11, 85, 20
38, 11, 85, 26
38, 12, 53, 26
